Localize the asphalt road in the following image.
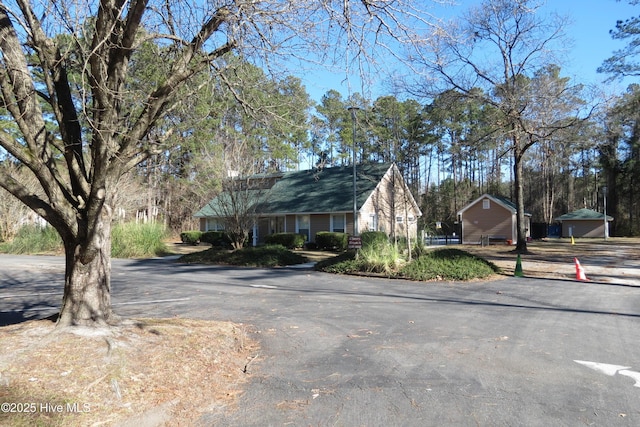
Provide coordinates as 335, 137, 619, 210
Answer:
1, 254, 640, 426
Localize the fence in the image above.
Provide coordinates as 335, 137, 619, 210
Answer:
423, 234, 461, 246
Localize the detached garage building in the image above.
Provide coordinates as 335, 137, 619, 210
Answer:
457, 194, 531, 245
554, 208, 613, 238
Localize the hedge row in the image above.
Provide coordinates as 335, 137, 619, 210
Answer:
180, 230, 202, 245
315, 232, 348, 251
181, 229, 390, 251
180, 230, 231, 247
264, 232, 306, 249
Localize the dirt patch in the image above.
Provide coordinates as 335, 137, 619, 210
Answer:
0, 318, 259, 426
463, 237, 640, 285
164, 241, 213, 256
293, 249, 338, 263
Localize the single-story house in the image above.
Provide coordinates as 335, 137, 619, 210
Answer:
194, 162, 422, 245
457, 194, 531, 245
554, 208, 613, 238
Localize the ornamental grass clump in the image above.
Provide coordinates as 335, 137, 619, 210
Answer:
314, 236, 404, 276
0, 224, 62, 254
111, 222, 168, 258
358, 241, 404, 274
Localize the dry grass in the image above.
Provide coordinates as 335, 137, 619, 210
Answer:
0, 318, 258, 426
462, 237, 640, 284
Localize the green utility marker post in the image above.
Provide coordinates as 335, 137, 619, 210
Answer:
514, 254, 524, 277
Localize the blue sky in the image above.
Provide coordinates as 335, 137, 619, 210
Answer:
558, 0, 637, 86
299, 0, 639, 104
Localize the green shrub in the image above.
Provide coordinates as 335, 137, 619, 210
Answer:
305, 241, 319, 250
264, 232, 306, 249
180, 230, 202, 245
316, 246, 499, 281
314, 251, 360, 274
201, 231, 231, 247
399, 248, 499, 281
112, 222, 168, 258
360, 231, 388, 250
179, 244, 308, 267
315, 231, 348, 251
0, 225, 62, 254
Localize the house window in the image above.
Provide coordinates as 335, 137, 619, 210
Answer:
369, 214, 378, 231
269, 216, 285, 234
206, 218, 224, 231
483, 199, 490, 209
296, 215, 310, 241
331, 214, 345, 233
396, 216, 404, 223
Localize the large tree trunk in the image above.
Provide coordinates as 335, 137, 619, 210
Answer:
57, 211, 117, 327
513, 137, 528, 253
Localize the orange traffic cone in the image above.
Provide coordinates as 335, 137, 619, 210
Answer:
574, 257, 589, 281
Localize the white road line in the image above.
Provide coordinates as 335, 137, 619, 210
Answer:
575, 360, 640, 389
574, 360, 631, 376
113, 297, 191, 306
618, 370, 640, 388
0, 292, 60, 299
250, 284, 278, 289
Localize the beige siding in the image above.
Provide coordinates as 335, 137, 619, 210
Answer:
346, 213, 355, 235
562, 220, 606, 238
311, 214, 331, 241
361, 166, 420, 239
285, 215, 295, 233
462, 198, 513, 244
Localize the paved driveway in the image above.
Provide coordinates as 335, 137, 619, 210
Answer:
1, 255, 640, 426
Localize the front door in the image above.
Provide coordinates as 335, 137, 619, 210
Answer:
296, 214, 310, 242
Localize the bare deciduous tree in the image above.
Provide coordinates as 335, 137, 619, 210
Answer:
407, 0, 587, 252
0, 0, 434, 327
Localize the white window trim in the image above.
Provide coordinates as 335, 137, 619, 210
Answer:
330, 214, 346, 233
483, 199, 490, 209
369, 213, 378, 231
206, 218, 225, 231
296, 214, 310, 240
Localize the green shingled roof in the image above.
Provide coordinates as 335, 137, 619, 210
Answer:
555, 208, 613, 221
195, 162, 393, 217
491, 195, 517, 212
